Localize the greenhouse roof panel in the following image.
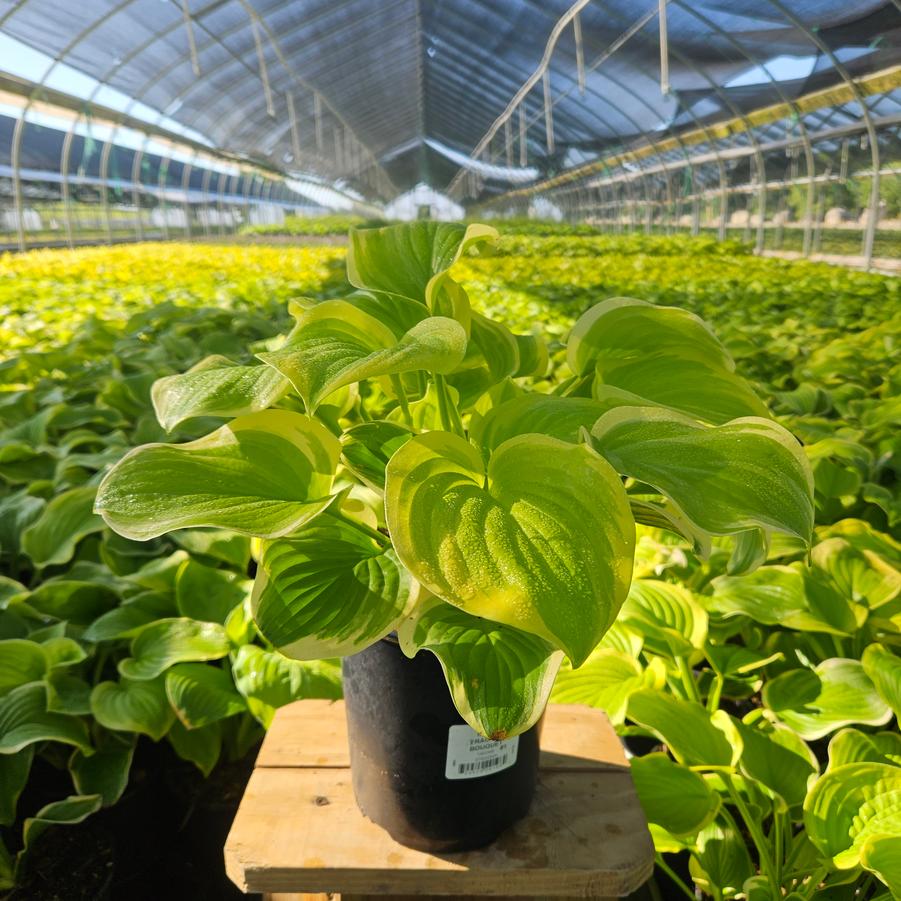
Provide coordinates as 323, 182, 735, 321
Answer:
0, 0, 899, 199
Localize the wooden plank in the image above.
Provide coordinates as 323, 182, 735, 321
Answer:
256, 702, 628, 773
267, 894, 616, 900
225, 767, 653, 896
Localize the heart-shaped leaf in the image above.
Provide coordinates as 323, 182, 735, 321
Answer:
805, 762, 901, 885
690, 820, 755, 897
24, 579, 120, 625
592, 407, 814, 543
95, 410, 340, 540
862, 644, 901, 718
0, 748, 32, 825
165, 663, 246, 729
151, 355, 289, 431
21, 487, 103, 567
763, 660, 892, 740
90, 676, 175, 741
168, 720, 221, 776
118, 618, 230, 680
0, 683, 92, 753
69, 740, 135, 806
627, 690, 741, 767
813, 538, 901, 610
0, 640, 47, 696
340, 421, 413, 491
347, 221, 496, 305
175, 558, 248, 625
631, 752, 721, 836
251, 515, 417, 660
551, 648, 664, 725
385, 431, 634, 665
20, 795, 103, 857
619, 579, 707, 658
828, 729, 901, 769
398, 597, 561, 739
258, 301, 467, 412
230, 645, 342, 710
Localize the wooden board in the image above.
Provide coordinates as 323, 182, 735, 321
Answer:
225, 701, 654, 899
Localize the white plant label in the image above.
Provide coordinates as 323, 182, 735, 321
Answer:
444, 724, 519, 780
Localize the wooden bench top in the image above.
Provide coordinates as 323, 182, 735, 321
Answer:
224, 701, 654, 900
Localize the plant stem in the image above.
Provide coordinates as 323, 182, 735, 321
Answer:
655, 855, 697, 901
677, 657, 702, 704
722, 773, 780, 897
390, 375, 414, 429
798, 864, 830, 900
772, 807, 784, 886
706, 672, 724, 713
433, 373, 465, 437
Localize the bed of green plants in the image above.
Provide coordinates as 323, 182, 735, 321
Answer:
0, 230, 898, 899
237, 213, 378, 237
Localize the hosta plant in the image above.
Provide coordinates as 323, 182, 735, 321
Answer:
94, 222, 815, 739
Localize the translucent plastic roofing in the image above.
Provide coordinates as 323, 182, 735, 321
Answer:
1, 0, 899, 201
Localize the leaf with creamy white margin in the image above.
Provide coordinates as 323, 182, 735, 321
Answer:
117, 618, 230, 680
94, 410, 340, 540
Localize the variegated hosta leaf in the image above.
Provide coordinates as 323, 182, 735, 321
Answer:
257, 300, 467, 412
397, 597, 561, 739
512, 332, 548, 378
619, 579, 708, 659
385, 431, 635, 666
862, 644, 901, 718
592, 407, 814, 544
568, 297, 767, 423
251, 515, 417, 660
763, 659, 892, 740
627, 690, 742, 767
446, 312, 520, 409
567, 297, 735, 377
151, 355, 289, 431
117, 618, 230, 680
828, 729, 901, 770
812, 538, 901, 610
804, 762, 901, 890
21, 486, 103, 567
551, 647, 665, 725
90, 676, 175, 741
340, 421, 413, 491
347, 221, 496, 307
94, 410, 340, 540
631, 752, 721, 837
0, 683, 92, 754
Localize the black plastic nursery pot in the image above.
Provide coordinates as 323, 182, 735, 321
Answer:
342, 636, 542, 853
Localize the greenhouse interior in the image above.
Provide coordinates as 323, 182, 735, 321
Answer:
0, 1, 900, 900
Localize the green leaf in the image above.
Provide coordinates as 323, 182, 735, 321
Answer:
170, 529, 251, 570
567, 297, 767, 423
90, 676, 175, 741
252, 515, 417, 659
860, 836, 901, 895
397, 597, 561, 739
709, 565, 861, 635
175, 558, 248, 625
231, 645, 342, 710
258, 302, 467, 412
340, 421, 413, 491
631, 753, 720, 836
151, 355, 289, 431
0, 640, 47, 696
21, 486, 103, 567
0, 682, 92, 753
385, 431, 634, 665
0, 576, 28, 610
862, 644, 901, 718
690, 820, 755, 897
21, 794, 103, 855
168, 719, 221, 776
619, 580, 707, 658
347, 221, 496, 305
45, 672, 92, 715
805, 762, 901, 883
813, 538, 901, 610
164, 663, 246, 728
551, 648, 664, 725
592, 407, 814, 543
828, 729, 901, 769
763, 660, 892, 740
25, 578, 119, 624
95, 410, 340, 540
567, 297, 734, 378
627, 690, 741, 767
82, 591, 173, 642
69, 740, 134, 806
42, 637, 87, 669
512, 332, 547, 378
470, 394, 609, 456
118, 618, 230, 680
0, 747, 32, 825
732, 719, 817, 808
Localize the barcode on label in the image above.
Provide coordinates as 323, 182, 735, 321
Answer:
445, 725, 519, 780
